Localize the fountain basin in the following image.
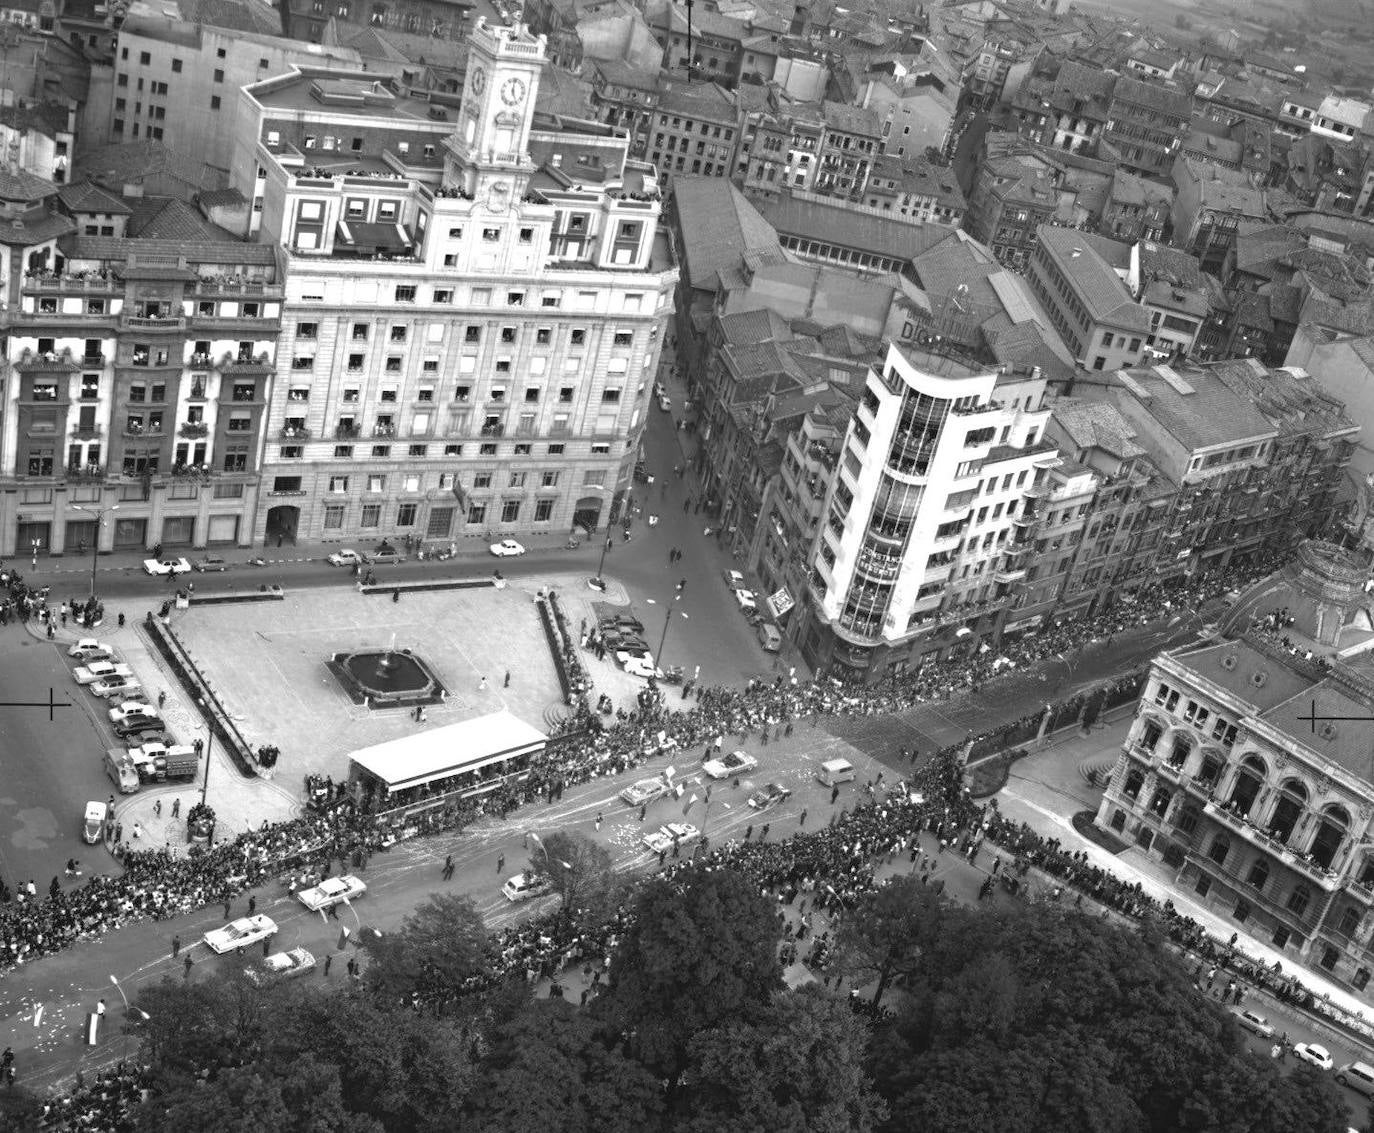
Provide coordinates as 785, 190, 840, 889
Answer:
327, 648, 447, 709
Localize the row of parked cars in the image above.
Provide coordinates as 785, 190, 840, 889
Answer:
1231, 1008, 1374, 1091
722, 570, 782, 653
141, 556, 228, 575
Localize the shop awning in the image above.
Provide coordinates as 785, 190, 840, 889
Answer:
335, 221, 414, 255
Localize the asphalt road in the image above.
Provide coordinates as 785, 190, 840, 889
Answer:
0, 633, 123, 892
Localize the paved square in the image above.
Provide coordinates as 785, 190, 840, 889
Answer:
172, 581, 569, 779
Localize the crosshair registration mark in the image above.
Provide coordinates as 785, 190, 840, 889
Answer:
0, 688, 75, 721
1296, 698, 1374, 734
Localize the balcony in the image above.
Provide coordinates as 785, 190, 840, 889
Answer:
121, 313, 186, 333
81, 353, 106, 368
70, 423, 102, 439
1202, 801, 1339, 891
372, 425, 397, 438
178, 422, 208, 439
122, 424, 166, 438
335, 424, 361, 439
192, 277, 283, 298
189, 352, 213, 367
280, 425, 313, 440
64, 463, 105, 482
993, 567, 1027, 584
22, 271, 117, 293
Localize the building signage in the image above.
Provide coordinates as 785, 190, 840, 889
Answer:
766, 587, 794, 618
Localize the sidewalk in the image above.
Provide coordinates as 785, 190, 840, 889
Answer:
28, 613, 300, 855
994, 719, 1374, 1029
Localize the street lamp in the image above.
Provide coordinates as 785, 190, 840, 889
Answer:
108, 974, 149, 1021
70, 503, 118, 600
655, 582, 687, 662
197, 697, 213, 806
591, 534, 614, 591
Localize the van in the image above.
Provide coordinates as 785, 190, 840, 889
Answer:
1336, 1061, 1374, 1097
817, 758, 856, 787
104, 748, 140, 794
82, 801, 108, 844
757, 623, 782, 653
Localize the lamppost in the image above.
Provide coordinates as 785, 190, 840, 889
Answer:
197, 697, 213, 806
591, 533, 614, 592
108, 974, 149, 1022
653, 581, 687, 662
69, 502, 118, 599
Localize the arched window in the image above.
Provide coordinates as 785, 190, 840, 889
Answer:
1228, 758, 1265, 817
1122, 768, 1144, 800
1338, 905, 1362, 938
1198, 753, 1223, 786
1355, 968, 1370, 992
1149, 787, 1171, 816
1287, 885, 1311, 917
1208, 835, 1229, 865
1311, 805, 1350, 870
1245, 859, 1269, 890
1168, 734, 1191, 769
1269, 779, 1309, 843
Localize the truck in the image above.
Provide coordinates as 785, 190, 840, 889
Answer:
104, 747, 141, 793
126, 741, 199, 782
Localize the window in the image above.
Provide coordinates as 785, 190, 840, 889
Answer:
329, 476, 349, 494
390, 324, 408, 342
534, 499, 554, 522
541, 470, 559, 487
323, 505, 345, 530
501, 499, 521, 523
213, 69, 224, 83
335, 446, 354, 458
360, 504, 381, 528
172, 58, 182, 72
397, 503, 417, 526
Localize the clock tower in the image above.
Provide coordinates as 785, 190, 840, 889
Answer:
444, 18, 546, 208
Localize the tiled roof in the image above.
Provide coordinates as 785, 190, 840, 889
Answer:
196, 187, 247, 209
1138, 242, 1202, 289
1109, 74, 1193, 119
656, 81, 737, 121
0, 208, 75, 247
1114, 363, 1276, 451
671, 176, 782, 292
76, 140, 227, 194
718, 306, 791, 346
755, 192, 954, 259
1208, 357, 1356, 437
63, 235, 277, 264
1173, 638, 1315, 716
178, 0, 284, 35
0, 166, 56, 204
821, 99, 881, 137
57, 181, 131, 215
1050, 398, 1146, 461
125, 197, 227, 242
1035, 224, 1150, 332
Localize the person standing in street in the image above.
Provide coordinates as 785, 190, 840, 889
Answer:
442, 854, 454, 881
171, 934, 180, 958
496, 852, 505, 874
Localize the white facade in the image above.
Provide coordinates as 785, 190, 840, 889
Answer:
235, 19, 678, 545
808, 341, 1056, 663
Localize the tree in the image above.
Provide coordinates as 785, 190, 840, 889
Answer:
132, 976, 273, 1087
464, 998, 664, 1133
595, 867, 782, 1089
529, 829, 614, 916
835, 874, 949, 1007
361, 891, 491, 1011
137, 1053, 382, 1133
679, 985, 887, 1133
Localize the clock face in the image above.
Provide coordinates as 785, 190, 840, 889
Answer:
470, 67, 486, 95
500, 77, 526, 106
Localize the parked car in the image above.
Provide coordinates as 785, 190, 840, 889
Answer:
757, 623, 783, 653
74, 661, 134, 685
364, 547, 405, 565
620, 777, 670, 807
734, 589, 759, 613
204, 914, 278, 954
1230, 1009, 1275, 1039
642, 822, 699, 855
1294, 1043, 1334, 1071
112, 715, 166, 741
502, 872, 553, 902
326, 549, 363, 567
622, 656, 660, 680
1335, 1061, 1374, 1097
246, 947, 315, 985
108, 701, 157, 726
723, 570, 746, 591
703, 749, 757, 779
490, 539, 526, 557
142, 557, 192, 576
599, 614, 645, 635
614, 641, 652, 662
658, 394, 672, 412
68, 639, 114, 661
748, 782, 792, 811
192, 555, 229, 572
90, 675, 142, 699
296, 874, 367, 912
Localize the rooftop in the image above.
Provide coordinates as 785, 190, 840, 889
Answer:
1050, 398, 1146, 461
1035, 225, 1151, 332
756, 192, 954, 260
671, 176, 783, 292
1112, 362, 1276, 452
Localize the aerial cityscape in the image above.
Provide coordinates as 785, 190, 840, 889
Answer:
5, 0, 1374, 1127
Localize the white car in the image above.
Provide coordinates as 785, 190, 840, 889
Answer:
623, 656, 660, 680
653, 381, 666, 399
90, 675, 142, 699
246, 946, 315, 985
703, 749, 757, 779
502, 872, 553, 902
74, 660, 134, 685
658, 394, 672, 412
723, 569, 746, 591
1230, 1008, 1275, 1039
1294, 1043, 1334, 1071
108, 700, 158, 725
326, 548, 362, 567
643, 822, 700, 855
203, 913, 278, 955
489, 539, 526, 557
142, 557, 192, 576
734, 588, 758, 612
68, 639, 114, 661
296, 874, 367, 912
620, 776, 670, 807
